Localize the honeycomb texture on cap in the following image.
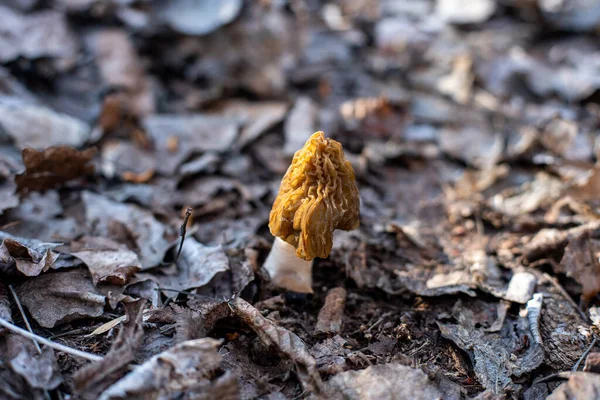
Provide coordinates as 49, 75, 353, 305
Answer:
269, 131, 360, 261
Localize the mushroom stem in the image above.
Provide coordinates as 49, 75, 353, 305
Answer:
263, 237, 314, 293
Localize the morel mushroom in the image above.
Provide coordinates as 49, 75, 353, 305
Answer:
264, 131, 360, 293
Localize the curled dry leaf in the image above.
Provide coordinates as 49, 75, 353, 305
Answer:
15, 146, 96, 194
0, 98, 89, 150
0, 231, 61, 277
74, 300, 146, 399
70, 236, 142, 286
228, 296, 323, 393
16, 268, 107, 328
324, 363, 443, 400
97, 338, 231, 400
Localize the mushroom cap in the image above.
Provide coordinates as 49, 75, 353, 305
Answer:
269, 131, 360, 261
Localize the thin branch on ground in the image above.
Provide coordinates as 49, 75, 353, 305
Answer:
572, 338, 597, 372
0, 317, 103, 362
9, 284, 42, 354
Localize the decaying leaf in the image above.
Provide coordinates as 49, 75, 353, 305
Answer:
70, 236, 142, 286
98, 338, 233, 400
82, 191, 174, 268
15, 146, 96, 193
0, 231, 61, 276
16, 268, 107, 328
229, 296, 323, 393
74, 300, 146, 399
324, 363, 443, 400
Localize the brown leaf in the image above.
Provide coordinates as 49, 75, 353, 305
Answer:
315, 287, 347, 335
324, 363, 443, 400
0, 231, 60, 277
16, 268, 107, 328
15, 146, 96, 194
98, 338, 232, 400
70, 236, 142, 286
74, 300, 146, 399
229, 296, 323, 394
557, 231, 600, 304
547, 372, 600, 400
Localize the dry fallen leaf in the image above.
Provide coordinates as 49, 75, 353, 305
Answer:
16, 268, 107, 328
547, 372, 600, 400
324, 363, 443, 400
152, 237, 229, 291
15, 146, 96, 194
0, 231, 61, 277
0, 98, 90, 150
557, 231, 600, 305
82, 191, 175, 269
70, 236, 142, 286
98, 338, 235, 400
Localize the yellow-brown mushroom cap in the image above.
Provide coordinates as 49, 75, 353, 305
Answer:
269, 131, 360, 261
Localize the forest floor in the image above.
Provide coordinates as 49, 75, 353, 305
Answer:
1, 1, 600, 399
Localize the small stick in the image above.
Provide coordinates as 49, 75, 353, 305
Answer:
572, 338, 597, 372
0, 317, 103, 362
160, 207, 193, 266
9, 285, 41, 355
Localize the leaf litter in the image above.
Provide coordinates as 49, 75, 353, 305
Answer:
0, 1, 600, 399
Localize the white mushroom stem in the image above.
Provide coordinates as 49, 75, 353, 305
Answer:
263, 237, 314, 293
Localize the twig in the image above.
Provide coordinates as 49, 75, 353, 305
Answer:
0, 317, 103, 362
8, 285, 41, 355
572, 338, 597, 372
174, 207, 193, 262
542, 273, 588, 321
161, 208, 193, 267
